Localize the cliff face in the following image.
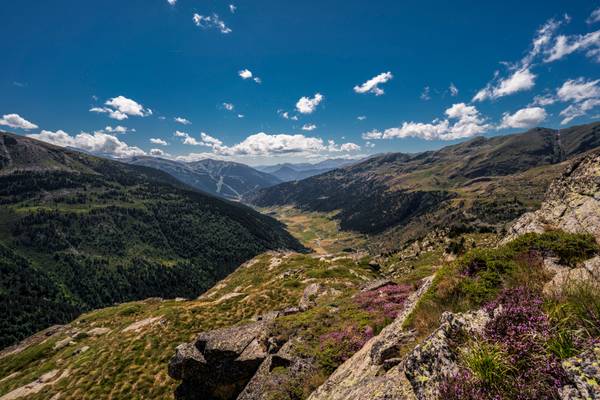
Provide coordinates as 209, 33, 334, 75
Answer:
505, 149, 600, 243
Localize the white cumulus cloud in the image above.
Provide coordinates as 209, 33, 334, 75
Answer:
557, 78, 600, 102
167, 0, 176, 5
103, 125, 131, 134
354, 72, 393, 96
150, 148, 167, 157
223, 102, 234, 111
105, 96, 152, 117
185, 131, 360, 157
499, 107, 547, 129
362, 103, 490, 141
174, 117, 191, 125
175, 131, 200, 146
150, 138, 168, 146
238, 69, 261, 83
530, 93, 557, 106
296, 93, 324, 114
90, 96, 151, 120
560, 99, 600, 125
473, 68, 536, 102
533, 78, 600, 125
472, 16, 588, 102
302, 124, 317, 131
27, 130, 146, 158
544, 30, 600, 63
0, 113, 38, 130
199, 132, 223, 147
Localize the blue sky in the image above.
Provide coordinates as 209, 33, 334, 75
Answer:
1, 0, 600, 165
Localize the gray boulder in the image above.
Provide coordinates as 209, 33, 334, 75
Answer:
237, 341, 317, 400
560, 344, 600, 400
403, 310, 489, 399
169, 321, 272, 400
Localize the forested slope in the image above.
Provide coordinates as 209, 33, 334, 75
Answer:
0, 132, 303, 348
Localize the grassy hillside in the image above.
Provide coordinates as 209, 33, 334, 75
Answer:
0, 132, 302, 348
2, 215, 594, 400
0, 251, 381, 399
248, 122, 600, 250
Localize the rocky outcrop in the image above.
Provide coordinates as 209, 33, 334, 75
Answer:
169, 289, 328, 400
237, 340, 317, 400
403, 310, 489, 399
559, 344, 600, 399
169, 320, 274, 400
170, 277, 432, 400
505, 150, 600, 243
544, 256, 600, 297
307, 276, 433, 400
298, 283, 326, 311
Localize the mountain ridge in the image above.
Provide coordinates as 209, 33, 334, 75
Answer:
247, 122, 600, 250
126, 156, 281, 200
255, 158, 365, 182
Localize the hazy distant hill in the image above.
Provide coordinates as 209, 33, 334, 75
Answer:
248, 122, 600, 249
0, 132, 302, 348
126, 156, 281, 200
255, 158, 363, 182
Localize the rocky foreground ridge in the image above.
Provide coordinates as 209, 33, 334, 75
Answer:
505, 149, 600, 242
169, 150, 600, 399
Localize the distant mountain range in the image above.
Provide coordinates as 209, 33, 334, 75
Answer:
255, 158, 365, 182
248, 122, 600, 251
126, 156, 281, 200
0, 132, 302, 348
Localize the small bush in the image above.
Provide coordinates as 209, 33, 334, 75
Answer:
319, 324, 374, 371
440, 287, 569, 400
461, 341, 514, 390
508, 231, 598, 266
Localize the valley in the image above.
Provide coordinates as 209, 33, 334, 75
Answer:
0, 124, 599, 400
4, 2, 600, 398
248, 123, 600, 252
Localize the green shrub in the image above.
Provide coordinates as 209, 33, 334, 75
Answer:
461, 340, 514, 390
508, 231, 598, 266
404, 231, 598, 346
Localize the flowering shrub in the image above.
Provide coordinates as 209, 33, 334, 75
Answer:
440, 287, 569, 400
318, 283, 412, 372
354, 283, 413, 320
319, 324, 374, 367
